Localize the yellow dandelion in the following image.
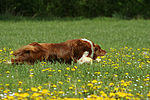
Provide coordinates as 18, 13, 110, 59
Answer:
18, 81, 22, 85
41, 89, 50, 94
6, 71, 10, 74
78, 92, 82, 95
109, 82, 114, 86
74, 66, 77, 69
109, 92, 115, 97
31, 93, 40, 98
5, 84, 9, 86
26, 88, 30, 91
20, 93, 30, 98
92, 80, 97, 84
30, 69, 33, 71
84, 89, 88, 93
137, 48, 140, 50
87, 83, 93, 87
125, 73, 129, 75
90, 94, 97, 98
52, 84, 57, 88
18, 88, 23, 92
14, 93, 20, 97
114, 87, 119, 91
69, 86, 73, 90
42, 69, 46, 72
114, 74, 118, 77
147, 92, 150, 97
66, 67, 70, 70
116, 92, 126, 97
48, 74, 52, 77
31, 87, 38, 92
58, 70, 61, 72
58, 91, 64, 94
38, 86, 42, 90
71, 68, 75, 71
78, 79, 81, 82
121, 80, 125, 83
29, 74, 33, 77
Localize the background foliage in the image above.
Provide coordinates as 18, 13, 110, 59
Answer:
0, 0, 150, 19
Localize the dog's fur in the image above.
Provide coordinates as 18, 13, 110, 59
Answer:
7, 38, 106, 65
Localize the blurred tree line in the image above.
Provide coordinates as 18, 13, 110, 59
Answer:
0, 0, 150, 19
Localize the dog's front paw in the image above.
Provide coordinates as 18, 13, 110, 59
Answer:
5, 60, 12, 64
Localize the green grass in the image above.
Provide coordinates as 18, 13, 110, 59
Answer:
0, 18, 150, 100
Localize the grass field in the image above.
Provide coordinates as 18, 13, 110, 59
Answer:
0, 18, 150, 100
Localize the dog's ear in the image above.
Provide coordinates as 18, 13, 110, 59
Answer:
94, 44, 100, 51
28, 42, 43, 52
69, 40, 86, 48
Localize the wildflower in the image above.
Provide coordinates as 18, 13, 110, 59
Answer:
58, 70, 61, 72
116, 92, 126, 97
127, 62, 131, 65
26, 88, 30, 91
5, 84, 9, 86
78, 71, 82, 73
121, 80, 125, 83
109, 82, 114, 86
109, 92, 115, 97
3, 89, 9, 93
6, 71, 10, 74
92, 80, 97, 84
83, 89, 88, 93
87, 83, 93, 87
125, 73, 129, 75
18, 81, 22, 85
38, 86, 42, 90
14, 93, 20, 97
31, 93, 40, 98
78, 79, 81, 82
66, 67, 70, 70
78, 92, 82, 95
90, 94, 97, 98
18, 88, 23, 92
69, 86, 73, 90
74, 66, 77, 69
147, 91, 150, 97
137, 48, 140, 50
128, 89, 132, 92
48, 75, 52, 77
114, 87, 119, 91
52, 96, 56, 99
31, 87, 38, 92
58, 81, 63, 85
20, 93, 30, 98
58, 90, 64, 94
29, 74, 33, 77
71, 68, 75, 71
42, 69, 46, 72
105, 87, 108, 90
52, 84, 57, 88
41, 89, 50, 95
114, 74, 118, 77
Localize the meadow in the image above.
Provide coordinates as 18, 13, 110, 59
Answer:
0, 18, 150, 100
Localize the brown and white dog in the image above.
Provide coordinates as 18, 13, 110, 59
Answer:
6, 38, 106, 65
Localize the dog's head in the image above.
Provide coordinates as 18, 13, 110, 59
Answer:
93, 44, 106, 59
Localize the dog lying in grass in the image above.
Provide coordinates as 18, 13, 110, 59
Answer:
6, 38, 106, 65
